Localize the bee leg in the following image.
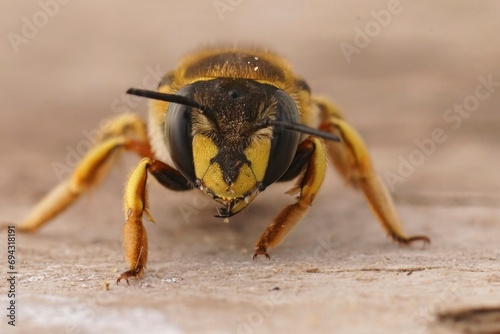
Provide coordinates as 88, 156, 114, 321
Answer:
314, 97, 430, 245
253, 137, 327, 258
117, 158, 151, 284
117, 158, 189, 284
7, 114, 152, 233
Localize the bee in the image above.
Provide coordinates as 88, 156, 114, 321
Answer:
6, 47, 429, 284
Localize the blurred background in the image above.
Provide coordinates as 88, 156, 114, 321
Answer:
1, 1, 499, 333
2, 0, 499, 198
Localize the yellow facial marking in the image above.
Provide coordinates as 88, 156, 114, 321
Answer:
244, 138, 271, 182
192, 134, 218, 179
204, 163, 256, 199
232, 164, 256, 195
192, 134, 272, 200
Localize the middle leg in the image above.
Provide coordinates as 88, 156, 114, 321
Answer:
314, 97, 429, 245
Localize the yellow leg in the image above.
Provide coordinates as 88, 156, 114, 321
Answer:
314, 97, 430, 244
7, 114, 151, 233
254, 137, 327, 258
117, 158, 182, 284
117, 158, 151, 284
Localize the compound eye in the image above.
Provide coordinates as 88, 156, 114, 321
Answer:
262, 90, 301, 188
164, 85, 196, 183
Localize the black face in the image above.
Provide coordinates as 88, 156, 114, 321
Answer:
164, 78, 301, 193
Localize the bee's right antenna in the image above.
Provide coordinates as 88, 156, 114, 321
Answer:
126, 88, 204, 110
126, 88, 220, 130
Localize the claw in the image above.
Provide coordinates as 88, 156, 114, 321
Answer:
0, 223, 30, 233
116, 267, 143, 285
394, 234, 431, 248
253, 246, 271, 260
116, 276, 130, 286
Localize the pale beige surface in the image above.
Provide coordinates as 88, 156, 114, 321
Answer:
1, 1, 500, 334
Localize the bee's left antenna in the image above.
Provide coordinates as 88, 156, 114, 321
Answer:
254, 119, 341, 143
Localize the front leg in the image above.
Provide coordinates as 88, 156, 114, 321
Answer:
254, 137, 327, 258
117, 158, 190, 284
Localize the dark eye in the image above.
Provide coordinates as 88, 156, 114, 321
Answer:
164, 85, 196, 183
262, 90, 301, 188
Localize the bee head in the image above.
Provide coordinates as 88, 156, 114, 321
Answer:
127, 81, 339, 218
